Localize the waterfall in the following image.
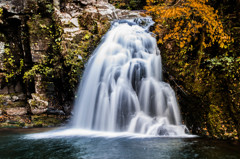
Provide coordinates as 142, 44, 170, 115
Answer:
72, 18, 188, 136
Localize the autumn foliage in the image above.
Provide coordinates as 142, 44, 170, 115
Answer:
145, 0, 232, 51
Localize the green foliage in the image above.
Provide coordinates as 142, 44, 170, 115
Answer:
24, 0, 38, 13
23, 64, 54, 81
207, 105, 238, 140
2, 46, 24, 83
63, 48, 85, 89
45, 4, 54, 14
0, 8, 3, 17
206, 56, 236, 73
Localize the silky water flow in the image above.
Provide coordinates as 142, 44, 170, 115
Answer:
71, 18, 188, 136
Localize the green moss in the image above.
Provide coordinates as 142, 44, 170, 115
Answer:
207, 105, 238, 140
64, 16, 110, 91
1, 45, 24, 83
0, 94, 27, 109
27, 15, 52, 39
29, 100, 37, 107
0, 114, 68, 128
83, 33, 91, 41
0, 115, 26, 128
30, 115, 65, 127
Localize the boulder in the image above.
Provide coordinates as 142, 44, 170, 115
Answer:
12, 96, 19, 102
17, 93, 26, 101
63, 104, 72, 115
28, 93, 49, 115
31, 108, 48, 115
6, 107, 27, 116
0, 94, 11, 101
28, 97, 48, 110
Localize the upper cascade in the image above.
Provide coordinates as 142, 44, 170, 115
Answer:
72, 18, 188, 136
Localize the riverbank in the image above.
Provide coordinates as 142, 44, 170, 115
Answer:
0, 114, 69, 128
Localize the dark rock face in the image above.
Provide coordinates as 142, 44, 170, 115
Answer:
0, 0, 141, 128
0, 0, 26, 14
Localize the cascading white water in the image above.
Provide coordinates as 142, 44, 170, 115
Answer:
72, 18, 188, 136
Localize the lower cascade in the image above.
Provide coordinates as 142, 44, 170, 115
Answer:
72, 18, 188, 136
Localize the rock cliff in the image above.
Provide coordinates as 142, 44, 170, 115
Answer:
0, 0, 140, 128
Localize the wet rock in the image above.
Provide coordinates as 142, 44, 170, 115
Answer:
31, 108, 48, 115
47, 108, 65, 115
0, 82, 23, 94
0, 41, 4, 55
12, 96, 19, 102
63, 103, 72, 115
0, 94, 11, 101
6, 107, 27, 116
0, 87, 8, 94
17, 93, 26, 101
157, 125, 169, 136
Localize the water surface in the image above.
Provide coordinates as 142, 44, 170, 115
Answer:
0, 128, 239, 159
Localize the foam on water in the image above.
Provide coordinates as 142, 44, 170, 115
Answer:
25, 128, 196, 139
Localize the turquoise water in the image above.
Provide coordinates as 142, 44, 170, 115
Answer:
0, 128, 239, 159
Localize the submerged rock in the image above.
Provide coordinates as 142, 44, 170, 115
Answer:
47, 108, 65, 115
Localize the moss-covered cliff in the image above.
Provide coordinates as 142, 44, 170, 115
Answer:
152, 0, 240, 140
0, 0, 141, 128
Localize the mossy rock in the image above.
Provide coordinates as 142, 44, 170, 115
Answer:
0, 115, 29, 128
29, 114, 67, 127
0, 100, 27, 109
0, 114, 68, 128
27, 15, 52, 40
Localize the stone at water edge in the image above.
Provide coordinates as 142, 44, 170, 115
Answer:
31, 108, 48, 115
6, 107, 27, 116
